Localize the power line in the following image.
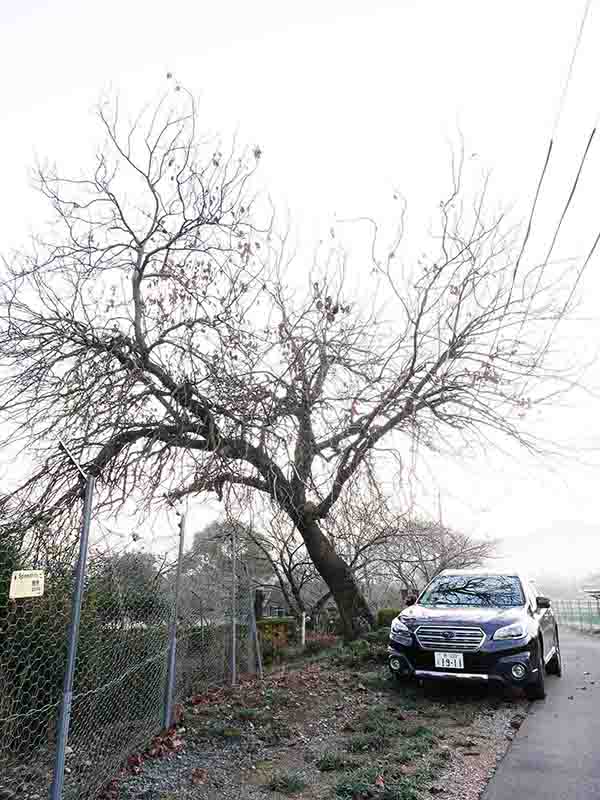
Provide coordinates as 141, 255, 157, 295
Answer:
492, 1, 594, 356
552, 0, 593, 139
520, 127, 596, 340
541, 225, 600, 359
503, 139, 554, 313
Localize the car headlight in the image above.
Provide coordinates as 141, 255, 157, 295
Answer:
390, 618, 412, 644
493, 622, 527, 641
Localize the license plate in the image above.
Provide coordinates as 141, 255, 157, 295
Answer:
434, 652, 464, 669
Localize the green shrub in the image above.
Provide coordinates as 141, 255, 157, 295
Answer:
377, 608, 400, 628
335, 638, 389, 668
364, 627, 392, 645
337, 639, 372, 665
304, 632, 338, 654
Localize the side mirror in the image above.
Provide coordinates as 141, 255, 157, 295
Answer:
536, 595, 551, 609
406, 596, 417, 606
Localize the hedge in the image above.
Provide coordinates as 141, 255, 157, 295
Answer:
376, 607, 400, 628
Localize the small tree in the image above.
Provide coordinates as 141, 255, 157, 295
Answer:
0, 89, 581, 638
382, 519, 497, 594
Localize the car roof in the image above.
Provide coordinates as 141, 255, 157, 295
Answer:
437, 569, 529, 581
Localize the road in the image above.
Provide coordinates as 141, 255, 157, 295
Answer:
483, 628, 600, 800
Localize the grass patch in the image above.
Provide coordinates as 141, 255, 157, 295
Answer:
405, 724, 435, 739
335, 756, 442, 800
334, 639, 390, 668
263, 687, 293, 708
237, 707, 260, 721
334, 767, 381, 798
431, 749, 452, 767
395, 736, 435, 763
447, 704, 479, 726
347, 731, 388, 752
268, 770, 307, 795
335, 768, 422, 799
258, 718, 293, 745
380, 783, 422, 800
316, 752, 353, 772
204, 721, 243, 739
361, 669, 395, 691
360, 708, 404, 735
346, 705, 415, 753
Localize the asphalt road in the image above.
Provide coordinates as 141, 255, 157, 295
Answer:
483, 628, 600, 800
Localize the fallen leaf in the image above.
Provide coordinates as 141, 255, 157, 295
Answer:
191, 768, 208, 786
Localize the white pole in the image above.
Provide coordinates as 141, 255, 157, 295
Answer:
301, 612, 306, 649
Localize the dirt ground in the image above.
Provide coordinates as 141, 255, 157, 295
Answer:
105, 647, 528, 800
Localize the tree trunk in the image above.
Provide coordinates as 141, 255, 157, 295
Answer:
297, 516, 374, 640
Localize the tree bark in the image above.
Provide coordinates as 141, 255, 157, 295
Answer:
297, 516, 374, 640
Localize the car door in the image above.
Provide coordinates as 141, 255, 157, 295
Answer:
528, 580, 556, 652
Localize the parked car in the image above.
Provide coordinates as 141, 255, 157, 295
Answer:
387, 569, 561, 699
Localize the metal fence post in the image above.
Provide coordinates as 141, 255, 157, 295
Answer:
50, 473, 95, 800
231, 524, 237, 686
250, 590, 264, 680
163, 512, 186, 730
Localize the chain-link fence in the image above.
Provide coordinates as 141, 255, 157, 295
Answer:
553, 597, 600, 634
0, 514, 261, 800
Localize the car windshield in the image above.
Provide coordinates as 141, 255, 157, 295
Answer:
419, 574, 525, 608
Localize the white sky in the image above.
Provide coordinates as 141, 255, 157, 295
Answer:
2, 0, 600, 571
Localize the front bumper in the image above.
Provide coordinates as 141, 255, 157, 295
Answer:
388, 638, 538, 687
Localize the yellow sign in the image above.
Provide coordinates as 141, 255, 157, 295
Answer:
9, 570, 45, 599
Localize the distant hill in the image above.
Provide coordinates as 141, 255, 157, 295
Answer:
487, 521, 600, 599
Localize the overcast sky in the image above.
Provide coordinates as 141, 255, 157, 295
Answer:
2, 0, 600, 568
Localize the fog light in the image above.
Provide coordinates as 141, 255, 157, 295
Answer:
511, 663, 527, 680
389, 657, 402, 672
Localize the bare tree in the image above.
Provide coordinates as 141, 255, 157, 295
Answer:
0, 89, 580, 638
382, 518, 497, 595
244, 482, 400, 623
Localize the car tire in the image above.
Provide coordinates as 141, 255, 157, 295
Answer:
546, 628, 562, 677
525, 643, 546, 701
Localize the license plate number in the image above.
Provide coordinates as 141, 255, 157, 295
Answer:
434, 652, 464, 669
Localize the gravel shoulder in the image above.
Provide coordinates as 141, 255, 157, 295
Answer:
106, 652, 527, 800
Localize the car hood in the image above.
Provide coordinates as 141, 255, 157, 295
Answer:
399, 603, 526, 628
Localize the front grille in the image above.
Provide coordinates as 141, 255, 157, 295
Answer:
415, 625, 485, 652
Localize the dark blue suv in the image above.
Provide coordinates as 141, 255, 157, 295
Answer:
388, 570, 561, 700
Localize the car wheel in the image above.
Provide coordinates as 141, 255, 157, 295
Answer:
546, 628, 562, 677
525, 643, 546, 701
